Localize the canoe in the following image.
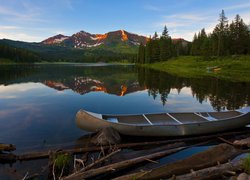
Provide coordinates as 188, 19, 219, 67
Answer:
75, 107, 250, 136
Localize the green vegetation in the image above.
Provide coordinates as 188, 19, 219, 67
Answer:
54, 153, 71, 170
137, 10, 250, 67
137, 26, 190, 64
243, 154, 250, 174
0, 38, 137, 63
0, 43, 41, 63
0, 58, 15, 64
138, 10, 250, 82
143, 55, 250, 82
191, 11, 250, 57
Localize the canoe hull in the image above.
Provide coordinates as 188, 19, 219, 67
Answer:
76, 110, 250, 136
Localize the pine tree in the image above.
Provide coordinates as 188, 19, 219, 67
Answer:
145, 38, 153, 63
137, 43, 145, 64
191, 33, 198, 55
229, 14, 249, 54
153, 32, 158, 40
162, 25, 169, 39
151, 39, 160, 62
159, 26, 172, 61
213, 10, 229, 56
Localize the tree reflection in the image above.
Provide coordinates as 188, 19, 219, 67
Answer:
0, 64, 249, 111
137, 67, 250, 110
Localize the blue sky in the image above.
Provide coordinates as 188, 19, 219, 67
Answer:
0, 0, 250, 42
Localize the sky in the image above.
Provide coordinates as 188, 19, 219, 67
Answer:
0, 0, 250, 42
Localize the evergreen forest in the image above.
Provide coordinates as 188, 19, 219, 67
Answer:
137, 10, 250, 64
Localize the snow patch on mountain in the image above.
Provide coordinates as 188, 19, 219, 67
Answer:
54, 37, 69, 43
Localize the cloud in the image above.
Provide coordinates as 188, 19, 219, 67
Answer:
61, 0, 74, 10
0, 83, 45, 94
0, 25, 19, 30
0, 6, 23, 17
224, 2, 250, 11
0, 95, 17, 99
152, 1, 250, 41
164, 14, 207, 22
0, 31, 43, 42
0, 2, 48, 24
144, 4, 161, 11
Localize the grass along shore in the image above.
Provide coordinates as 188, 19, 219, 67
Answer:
143, 55, 250, 82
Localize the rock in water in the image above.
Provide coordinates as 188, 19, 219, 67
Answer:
234, 137, 250, 147
237, 173, 250, 180
91, 127, 121, 145
0, 144, 16, 152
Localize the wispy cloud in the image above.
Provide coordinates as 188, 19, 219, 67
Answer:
144, 4, 161, 11
154, 11, 217, 40
0, 2, 49, 24
0, 30, 45, 42
224, 2, 250, 11
0, 25, 19, 30
0, 6, 24, 17
61, 0, 74, 10
165, 14, 207, 22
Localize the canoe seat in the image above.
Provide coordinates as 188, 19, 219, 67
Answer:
144, 114, 179, 125
169, 113, 208, 124
196, 112, 217, 121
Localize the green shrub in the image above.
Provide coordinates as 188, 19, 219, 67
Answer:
243, 154, 250, 174
54, 153, 71, 170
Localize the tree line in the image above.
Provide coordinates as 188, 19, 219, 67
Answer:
0, 41, 137, 63
0, 43, 41, 63
137, 67, 250, 110
137, 26, 190, 64
137, 10, 250, 64
191, 10, 250, 58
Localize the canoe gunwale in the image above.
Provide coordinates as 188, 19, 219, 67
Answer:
83, 110, 249, 127
76, 109, 250, 136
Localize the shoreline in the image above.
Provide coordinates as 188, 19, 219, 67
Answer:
142, 55, 250, 82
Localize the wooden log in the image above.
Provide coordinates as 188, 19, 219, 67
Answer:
16, 141, 183, 161
16, 128, 250, 161
114, 143, 242, 180
174, 160, 242, 180
0, 144, 16, 152
218, 137, 236, 146
0, 153, 17, 162
81, 149, 121, 171
106, 142, 186, 164
234, 137, 250, 147
61, 146, 187, 180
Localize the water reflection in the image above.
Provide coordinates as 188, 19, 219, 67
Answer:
0, 64, 249, 111
0, 64, 249, 151
137, 67, 250, 111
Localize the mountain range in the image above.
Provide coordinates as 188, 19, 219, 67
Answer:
0, 29, 188, 62
42, 30, 148, 48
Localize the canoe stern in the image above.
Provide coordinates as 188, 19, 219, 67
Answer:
75, 110, 110, 132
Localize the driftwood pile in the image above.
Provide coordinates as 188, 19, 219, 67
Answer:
2, 127, 250, 179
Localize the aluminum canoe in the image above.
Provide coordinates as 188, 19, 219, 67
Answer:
75, 108, 250, 136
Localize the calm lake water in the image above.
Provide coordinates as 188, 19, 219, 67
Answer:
0, 64, 249, 152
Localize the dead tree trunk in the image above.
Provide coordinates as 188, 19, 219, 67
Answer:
61, 146, 186, 180
174, 159, 243, 180
114, 143, 242, 180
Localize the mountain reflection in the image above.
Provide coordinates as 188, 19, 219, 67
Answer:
0, 64, 249, 110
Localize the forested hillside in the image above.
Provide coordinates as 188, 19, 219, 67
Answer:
0, 43, 41, 63
137, 10, 250, 64
0, 39, 137, 63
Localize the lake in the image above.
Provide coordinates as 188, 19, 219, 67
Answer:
0, 64, 249, 152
